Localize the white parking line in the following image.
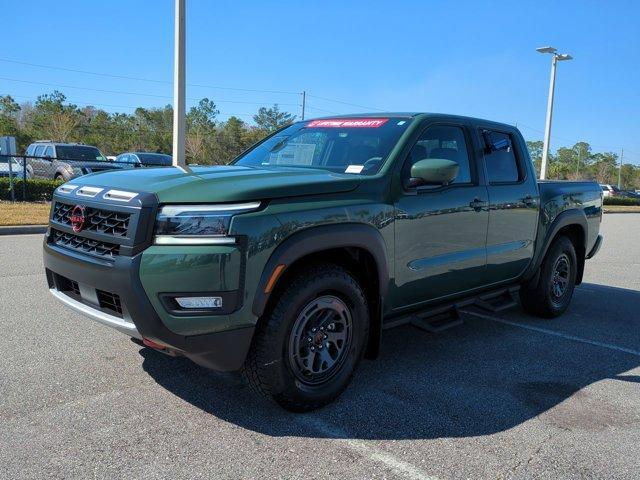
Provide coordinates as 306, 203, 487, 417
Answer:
460, 310, 640, 358
304, 416, 439, 480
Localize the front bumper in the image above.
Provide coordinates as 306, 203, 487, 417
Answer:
44, 240, 255, 371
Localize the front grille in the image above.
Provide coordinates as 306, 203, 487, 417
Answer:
97, 289, 123, 317
53, 202, 130, 237
51, 229, 120, 258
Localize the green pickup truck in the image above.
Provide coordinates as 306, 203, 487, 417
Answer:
43, 113, 603, 411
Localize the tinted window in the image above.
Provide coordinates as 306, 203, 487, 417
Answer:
56, 146, 106, 161
137, 153, 172, 166
234, 118, 413, 176
404, 125, 472, 184
484, 131, 520, 183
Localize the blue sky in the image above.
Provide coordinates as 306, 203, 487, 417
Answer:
2, 0, 639, 163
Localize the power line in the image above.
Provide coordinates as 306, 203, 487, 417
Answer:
304, 105, 341, 115
517, 122, 640, 161
2, 93, 257, 119
0, 57, 300, 95
306, 93, 386, 112
0, 76, 300, 107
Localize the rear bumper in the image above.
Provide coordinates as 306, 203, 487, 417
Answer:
586, 234, 603, 259
43, 239, 254, 371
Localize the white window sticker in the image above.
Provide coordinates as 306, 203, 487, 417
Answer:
345, 165, 364, 174
269, 143, 316, 165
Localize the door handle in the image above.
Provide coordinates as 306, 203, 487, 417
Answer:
469, 198, 485, 212
523, 195, 536, 207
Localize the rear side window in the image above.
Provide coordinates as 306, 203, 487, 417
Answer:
34, 145, 45, 157
484, 131, 520, 183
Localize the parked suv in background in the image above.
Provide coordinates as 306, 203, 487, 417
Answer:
114, 152, 172, 168
25, 141, 122, 181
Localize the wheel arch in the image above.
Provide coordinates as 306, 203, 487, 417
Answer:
252, 223, 390, 358
525, 209, 588, 286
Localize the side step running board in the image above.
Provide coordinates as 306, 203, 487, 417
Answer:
382, 285, 522, 332
474, 286, 520, 313
411, 306, 463, 333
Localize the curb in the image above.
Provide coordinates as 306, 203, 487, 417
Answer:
0, 225, 48, 235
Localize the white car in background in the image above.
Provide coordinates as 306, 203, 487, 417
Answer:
600, 184, 620, 197
0, 156, 32, 178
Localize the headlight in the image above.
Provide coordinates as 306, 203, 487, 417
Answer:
154, 202, 261, 245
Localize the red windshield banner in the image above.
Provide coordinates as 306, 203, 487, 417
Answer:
306, 118, 389, 128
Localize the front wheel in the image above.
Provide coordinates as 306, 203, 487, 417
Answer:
243, 264, 369, 412
520, 236, 577, 318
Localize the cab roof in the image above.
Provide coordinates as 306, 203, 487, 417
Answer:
307, 112, 516, 129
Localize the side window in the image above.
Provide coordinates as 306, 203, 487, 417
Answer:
484, 131, 520, 183
44, 146, 54, 158
404, 125, 472, 184
34, 145, 45, 157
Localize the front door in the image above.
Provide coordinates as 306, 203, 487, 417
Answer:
393, 123, 489, 310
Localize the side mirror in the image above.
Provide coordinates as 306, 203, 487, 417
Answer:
409, 158, 459, 187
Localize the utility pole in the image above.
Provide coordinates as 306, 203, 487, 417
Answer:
618, 148, 624, 189
172, 0, 186, 168
301, 91, 306, 121
537, 47, 573, 180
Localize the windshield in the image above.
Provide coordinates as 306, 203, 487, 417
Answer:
137, 153, 172, 166
56, 145, 106, 162
233, 117, 413, 175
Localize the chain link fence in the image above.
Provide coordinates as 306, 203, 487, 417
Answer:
1, 154, 172, 202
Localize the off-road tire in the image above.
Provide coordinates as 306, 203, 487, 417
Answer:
242, 264, 369, 412
520, 236, 577, 318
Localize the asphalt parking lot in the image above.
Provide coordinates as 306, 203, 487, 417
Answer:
1, 214, 639, 479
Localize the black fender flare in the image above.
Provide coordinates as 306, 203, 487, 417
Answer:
523, 208, 588, 284
251, 223, 390, 317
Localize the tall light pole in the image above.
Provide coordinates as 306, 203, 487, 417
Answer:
172, 0, 186, 168
537, 46, 573, 179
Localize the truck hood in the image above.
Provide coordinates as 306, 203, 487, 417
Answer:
74, 165, 362, 203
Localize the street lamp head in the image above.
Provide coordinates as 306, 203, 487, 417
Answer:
536, 46, 557, 54
556, 54, 573, 61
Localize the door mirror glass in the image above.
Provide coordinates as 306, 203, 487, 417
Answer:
410, 158, 459, 186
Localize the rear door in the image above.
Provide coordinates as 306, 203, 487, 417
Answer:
392, 121, 489, 309
479, 127, 539, 282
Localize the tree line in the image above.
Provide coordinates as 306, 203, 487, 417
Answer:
526, 140, 638, 189
0, 91, 295, 165
1, 91, 638, 189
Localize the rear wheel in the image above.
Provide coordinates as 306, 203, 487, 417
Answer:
243, 264, 369, 412
520, 236, 577, 318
